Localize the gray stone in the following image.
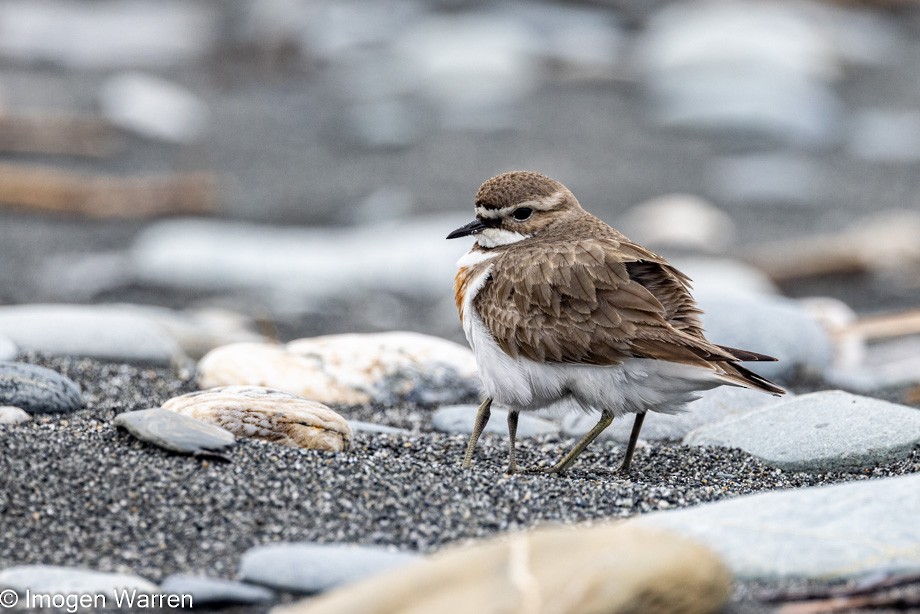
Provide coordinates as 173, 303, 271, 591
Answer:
0, 304, 184, 365
160, 574, 274, 606
348, 420, 410, 435
684, 390, 920, 472
114, 408, 236, 456
562, 386, 788, 443
240, 543, 419, 594
0, 406, 31, 425
695, 293, 833, 382
0, 565, 157, 601
432, 405, 559, 438
0, 362, 82, 414
342, 99, 421, 150
635, 473, 920, 580
0, 335, 17, 361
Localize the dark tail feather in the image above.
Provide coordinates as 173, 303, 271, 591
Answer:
717, 344, 778, 362
730, 363, 786, 396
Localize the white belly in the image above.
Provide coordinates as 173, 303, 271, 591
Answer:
463, 300, 728, 416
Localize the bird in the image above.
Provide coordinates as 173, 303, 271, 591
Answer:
447, 171, 784, 476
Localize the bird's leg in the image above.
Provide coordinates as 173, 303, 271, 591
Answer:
461, 397, 492, 468
537, 410, 614, 475
506, 410, 520, 474
618, 412, 646, 475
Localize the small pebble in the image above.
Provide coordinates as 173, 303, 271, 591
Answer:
114, 407, 235, 456
0, 405, 31, 425
0, 361, 82, 414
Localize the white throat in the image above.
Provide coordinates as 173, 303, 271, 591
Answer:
475, 228, 529, 248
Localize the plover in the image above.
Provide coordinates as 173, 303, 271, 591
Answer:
448, 171, 784, 475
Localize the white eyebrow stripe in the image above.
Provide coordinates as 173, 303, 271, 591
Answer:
474, 191, 566, 219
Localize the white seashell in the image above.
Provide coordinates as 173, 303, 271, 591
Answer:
197, 332, 479, 406
161, 386, 352, 452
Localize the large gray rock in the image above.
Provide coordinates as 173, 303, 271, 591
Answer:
684, 390, 920, 472
0, 362, 82, 414
0, 565, 157, 602
240, 543, 419, 594
433, 404, 559, 438
114, 408, 236, 456
635, 473, 920, 580
160, 574, 274, 606
562, 386, 787, 443
695, 293, 833, 382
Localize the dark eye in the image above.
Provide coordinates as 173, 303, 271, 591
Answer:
512, 207, 533, 221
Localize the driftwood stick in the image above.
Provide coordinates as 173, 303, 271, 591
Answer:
0, 163, 217, 218
841, 309, 920, 341
0, 114, 113, 157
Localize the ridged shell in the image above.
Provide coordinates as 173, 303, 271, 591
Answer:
161, 386, 352, 452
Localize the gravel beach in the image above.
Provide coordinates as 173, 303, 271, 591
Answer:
2, 353, 919, 612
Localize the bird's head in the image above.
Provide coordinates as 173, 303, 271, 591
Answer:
447, 171, 583, 248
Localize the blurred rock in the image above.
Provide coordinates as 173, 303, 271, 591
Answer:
100, 72, 209, 144
695, 293, 833, 382
241, 543, 419, 594
0, 335, 16, 361
494, 1, 623, 77
848, 109, 920, 163
432, 404, 558, 437
636, 473, 920, 580
394, 13, 539, 131
0, 362, 83, 415
826, 335, 920, 392
669, 257, 780, 297
621, 194, 735, 253
160, 574, 275, 606
114, 407, 236, 456
349, 186, 416, 224
0, 304, 189, 365
130, 215, 471, 304
0, 1, 217, 69
799, 297, 864, 371
709, 153, 821, 204
685, 390, 920, 472
162, 386, 353, 451
38, 252, 132, 301
0, 405, 31, 425
636, 1, 844, 148
0, 565, 157, 601
197, 332, 479, 406
274, 524, 732, 614
562, 386, 788, 443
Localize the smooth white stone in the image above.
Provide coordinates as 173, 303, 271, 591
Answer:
621, 194, 736, 253
101, 72, 208, 143
0, 405, 31, 425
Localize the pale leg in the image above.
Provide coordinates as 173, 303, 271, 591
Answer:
506, 410, 520, 474
461, 397, 492, 468
535, 410, 614, 475
618, 412, 646, 474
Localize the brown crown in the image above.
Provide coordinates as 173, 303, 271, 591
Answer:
475, 171, 566, 210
